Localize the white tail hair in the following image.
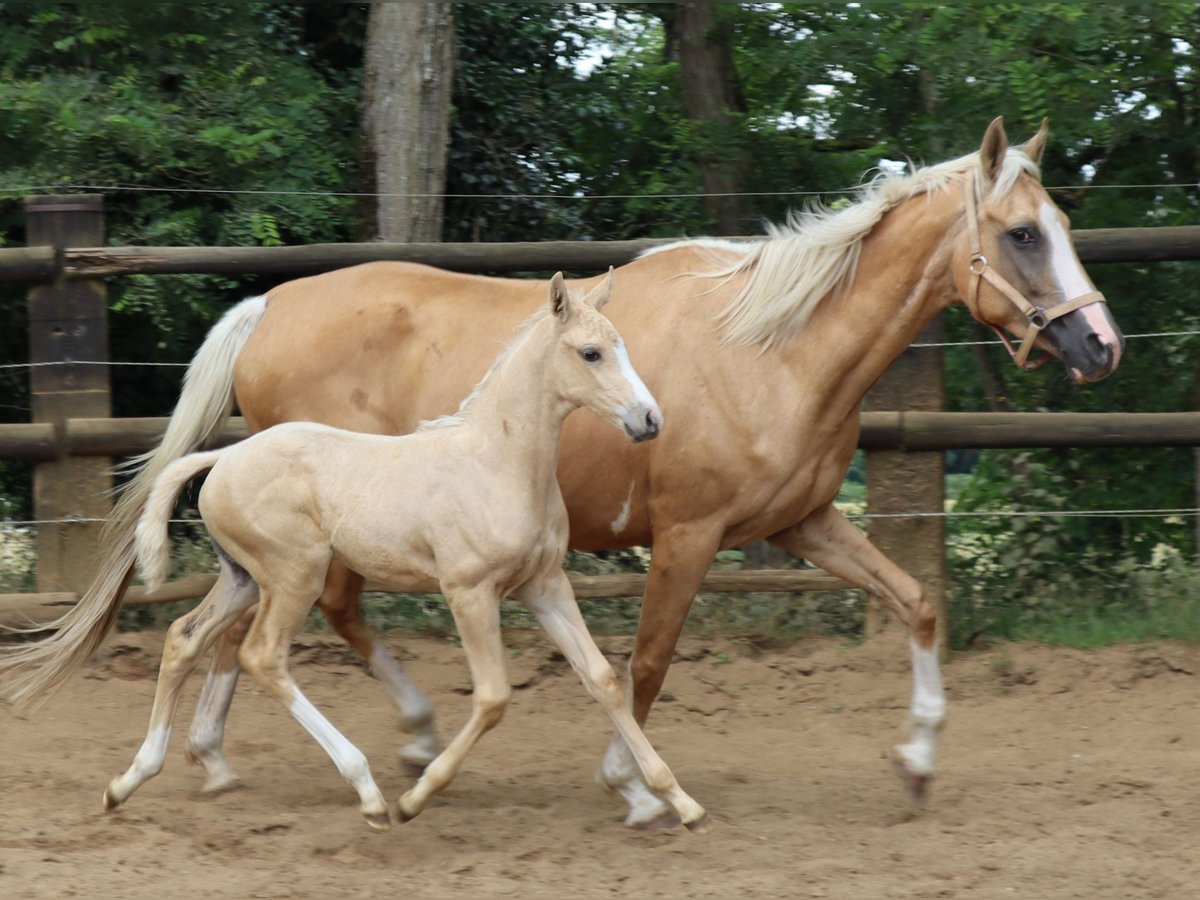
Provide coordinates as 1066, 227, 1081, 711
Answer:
0, 294, 268, 709
135, 450, 224, 592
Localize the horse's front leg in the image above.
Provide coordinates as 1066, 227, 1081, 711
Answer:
768, 502, 946, 799
514, 570, 709, 833
315, 561, 441, 772
397, 585, 510, 823
600, 520, 724, 828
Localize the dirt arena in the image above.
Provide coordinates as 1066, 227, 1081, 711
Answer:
3, 626, 1198, 899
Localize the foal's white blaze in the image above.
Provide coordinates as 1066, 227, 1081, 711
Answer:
1037, 203, 1122, 365
610, 482, 636, 536
615, 339, 659, 412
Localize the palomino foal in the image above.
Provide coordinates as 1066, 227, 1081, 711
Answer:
103, 273, 708, 832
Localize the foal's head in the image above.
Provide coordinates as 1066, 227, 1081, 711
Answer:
955, 117, 1124, 384
546, 271, 662, 443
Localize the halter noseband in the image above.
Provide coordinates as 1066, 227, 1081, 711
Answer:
964, 170, 1107, 369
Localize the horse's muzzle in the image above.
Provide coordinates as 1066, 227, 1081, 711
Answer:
1049, 305, 1125, 384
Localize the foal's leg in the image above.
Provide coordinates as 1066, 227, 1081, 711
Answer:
599, 521, 724, 828
316, 562, 441, 770
515, 571, 709, 832
238, 582, 390, 830
397, 586, 510, 822
768, 502, 946, 798
185, 604, 255, 794
103, 566, 258, 810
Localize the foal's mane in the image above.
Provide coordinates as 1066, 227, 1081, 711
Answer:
417, 307, 552, 432
650, 147, 1040, 348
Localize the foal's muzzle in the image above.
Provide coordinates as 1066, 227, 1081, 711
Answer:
624, 406, 663, 443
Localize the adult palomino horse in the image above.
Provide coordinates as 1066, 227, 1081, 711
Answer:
2, 118, 1124, 828
102, 274, 708, 831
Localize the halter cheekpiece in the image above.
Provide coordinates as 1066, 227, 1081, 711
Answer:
964, 170, 1107, 369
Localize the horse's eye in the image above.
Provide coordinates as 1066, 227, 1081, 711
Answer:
1009, 226, 1036, 245
580, 348, 602, 364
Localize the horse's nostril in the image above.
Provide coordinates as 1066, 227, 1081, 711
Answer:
1085, 333, 1113, 368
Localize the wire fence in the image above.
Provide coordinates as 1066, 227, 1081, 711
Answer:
2, 180, 1197, 201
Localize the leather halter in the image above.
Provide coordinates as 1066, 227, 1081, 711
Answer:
964, 170, 1107, 369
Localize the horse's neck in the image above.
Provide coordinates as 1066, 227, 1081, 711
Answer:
461, 321, 572, 482
784, 193, 962, 411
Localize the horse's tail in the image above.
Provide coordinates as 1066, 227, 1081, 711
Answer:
135, 450, 224, 593
0, 294, 269, 710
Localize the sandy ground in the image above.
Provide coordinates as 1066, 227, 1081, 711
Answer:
2, 626, 1198, 899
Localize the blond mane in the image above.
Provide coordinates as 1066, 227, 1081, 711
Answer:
657, 147, 1041, 348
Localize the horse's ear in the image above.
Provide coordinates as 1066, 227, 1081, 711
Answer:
549, 272, 573, 323
979, 116, 1009, 182
1021, 118, 1050, 167
584, 267, 614, 312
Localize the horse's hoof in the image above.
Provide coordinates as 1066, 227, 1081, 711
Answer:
396, 793, 421, 823
684, 812, 713, 835
363, 809, 392, 832
628, 808, 681, 831
890, 750, 932, 802
102, 787, 121, 812
200, 771, 243, 796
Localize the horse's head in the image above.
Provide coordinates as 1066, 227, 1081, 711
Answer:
547, 270, 663, 442
955, 117, 1124, 384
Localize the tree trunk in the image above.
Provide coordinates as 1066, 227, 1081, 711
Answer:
363, 2, 456, 242
667, 3, 749, 236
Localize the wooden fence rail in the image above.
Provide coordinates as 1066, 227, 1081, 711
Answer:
1, 224, 1199, 283
4, 412, 1200, 464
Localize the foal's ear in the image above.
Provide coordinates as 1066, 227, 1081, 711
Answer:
584, 267, 614, 312
1020, 117, 1050, 167
549, 271, 573, 323
979, 116, 1009, 183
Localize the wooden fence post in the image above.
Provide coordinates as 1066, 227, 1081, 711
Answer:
25, 195, 112, 593
863, 315, 947, 649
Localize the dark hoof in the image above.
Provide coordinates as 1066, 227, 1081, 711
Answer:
684, 812, 713, 835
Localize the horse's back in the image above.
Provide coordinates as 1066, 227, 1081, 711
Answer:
233, 262, 543, 435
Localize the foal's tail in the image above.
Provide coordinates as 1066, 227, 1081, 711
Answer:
135, 450, 224, 593
0, 294, 269, 710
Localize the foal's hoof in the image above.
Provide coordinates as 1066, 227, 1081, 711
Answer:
396, 792, 421, 823
684, 812, 713, 835
199, 770, 243, 796
362, 809, 392, 832
890, 750, 932, 802
102, 786, 121, 812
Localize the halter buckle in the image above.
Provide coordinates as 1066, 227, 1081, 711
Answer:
968, 254, 988, 276
1028, 307, 1049, 330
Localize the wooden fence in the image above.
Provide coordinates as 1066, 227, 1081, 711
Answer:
3, 195, 1200, 644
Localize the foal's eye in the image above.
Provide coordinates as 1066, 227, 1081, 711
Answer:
1008, 226, 1036, 246
580, 347, 602, 364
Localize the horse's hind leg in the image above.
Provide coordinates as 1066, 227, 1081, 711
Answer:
397, 586, 510, 822
317, 561, 440, 771
238, 579, 390, 830
104, 564, 258, 811
185, 604, 256, 794
768, 503, 946, 800
515, 572, 708, 833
